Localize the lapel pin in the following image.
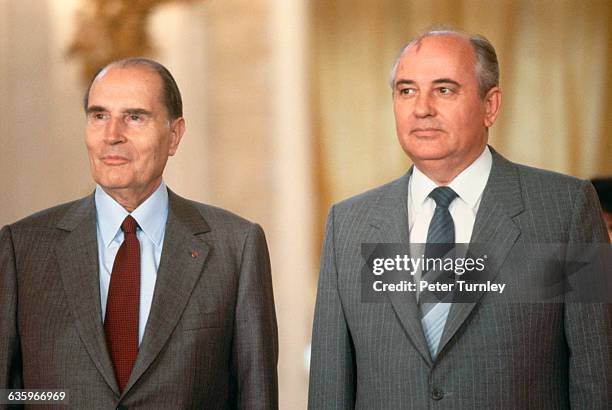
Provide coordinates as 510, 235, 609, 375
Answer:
191, 251, 199, 258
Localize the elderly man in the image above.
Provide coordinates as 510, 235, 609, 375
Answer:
309, 29, 610, 408
0, 58, 278, 409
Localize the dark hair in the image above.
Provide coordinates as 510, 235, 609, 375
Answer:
389, 27, 499, 98
83, 57, 183, 120
591, 177, 612, 213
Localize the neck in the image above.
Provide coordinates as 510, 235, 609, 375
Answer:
102, 179, 162, 212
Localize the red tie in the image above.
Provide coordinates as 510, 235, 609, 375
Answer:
104, 215, 140, 392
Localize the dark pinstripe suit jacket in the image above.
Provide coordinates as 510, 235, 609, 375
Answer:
309, 148, 611, 409
0, 190, 278, 409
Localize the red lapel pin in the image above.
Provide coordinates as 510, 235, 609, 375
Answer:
191, 251, 199, 258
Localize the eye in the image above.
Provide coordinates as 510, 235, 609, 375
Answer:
88, 112, 108, 122
398, 88, 417, 95
437, 87, 454, 95
127, 114, 143, 122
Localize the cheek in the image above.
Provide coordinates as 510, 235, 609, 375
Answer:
84, 137, 99, 157
133, 141, 163, 169
85, 126, 104, 147
394, 104, 413, 129
446, 107, 478, 134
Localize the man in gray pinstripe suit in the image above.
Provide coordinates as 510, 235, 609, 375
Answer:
309, 29, 611, 409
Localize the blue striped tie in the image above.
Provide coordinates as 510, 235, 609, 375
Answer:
420, 186, 458, 358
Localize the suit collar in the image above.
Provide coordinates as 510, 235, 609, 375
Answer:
436, 147, 524, 358
122, 190, 211, 395
476, 146, 524, 218
55, 193, 120, 394
164, 189, 210, 235
369, 170, 412, 244
56, 193, 96, 232
367, 169, 436, 366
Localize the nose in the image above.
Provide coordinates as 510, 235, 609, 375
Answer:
413, 92, 435, 118
103, 117, 126, 144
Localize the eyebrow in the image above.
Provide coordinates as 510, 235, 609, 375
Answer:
394, 78, 462, 88
85, 106, 153, 116
85, 105, 106, 114
395, 79, 416, 88
432, 78, 461, 88
123, 108, 153, 116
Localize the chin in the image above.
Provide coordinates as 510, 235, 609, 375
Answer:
94, 174, 131, 191
399, 133, 455, 157
400, 141, 454, 162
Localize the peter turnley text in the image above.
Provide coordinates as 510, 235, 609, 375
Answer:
372, 280, 506, 294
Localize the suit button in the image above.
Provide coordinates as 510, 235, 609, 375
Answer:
431, 387, 444, 400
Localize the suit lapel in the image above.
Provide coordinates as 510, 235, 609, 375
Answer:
437, 148, 524, 356
123, 191, 210, 395
369, 171, 434, 367
55, 195, 120, 395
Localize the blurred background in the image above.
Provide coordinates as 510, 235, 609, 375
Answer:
1, 0, 610, 408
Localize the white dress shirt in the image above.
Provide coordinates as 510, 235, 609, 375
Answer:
408, 146, 492, 247
408, 146, 492, 291
94, 181, 169, 345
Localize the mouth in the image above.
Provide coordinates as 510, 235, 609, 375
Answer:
410, 127, 445, 138
100, 155, 130, 166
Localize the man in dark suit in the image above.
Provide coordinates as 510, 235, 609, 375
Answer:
309, 29, 611, 409
0, 58, 278, 409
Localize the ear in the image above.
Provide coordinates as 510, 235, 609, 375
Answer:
168, 117, 185, 156
483, 87, 502, 128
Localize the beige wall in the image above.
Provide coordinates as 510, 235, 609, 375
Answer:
0, 0, 90, 224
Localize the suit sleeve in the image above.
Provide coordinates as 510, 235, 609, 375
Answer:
230, 223, 278, 410
308, 206, 356, 409
564, 180, 612, 408
0, 225, 23, 397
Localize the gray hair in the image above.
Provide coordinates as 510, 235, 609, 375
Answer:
389, 27, 499, 98
83, 57, 183, 120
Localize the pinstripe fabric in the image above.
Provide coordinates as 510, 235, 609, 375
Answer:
309, 147, 611, 409
0, 190, 278, 409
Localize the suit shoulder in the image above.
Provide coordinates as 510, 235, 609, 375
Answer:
515, 162, 585, 186
332, 174, 409, 214
7, 197, 89, 231
178, 197, 259, 233
513, 162, 589, 195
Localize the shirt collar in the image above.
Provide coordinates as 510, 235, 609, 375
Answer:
410, 146, 492, 211
95, 181, 169, 248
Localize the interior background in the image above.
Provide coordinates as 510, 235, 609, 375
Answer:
1, 0, 610, 408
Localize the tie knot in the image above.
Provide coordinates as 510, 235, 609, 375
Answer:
121, 215, 138, 234
429, 186, 458, 209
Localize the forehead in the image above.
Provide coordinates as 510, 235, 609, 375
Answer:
395, 35, 478, 83
88, 65, 163, 108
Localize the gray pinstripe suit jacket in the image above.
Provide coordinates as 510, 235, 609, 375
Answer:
309, 148, 611, 409
0, 190, 278, 409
